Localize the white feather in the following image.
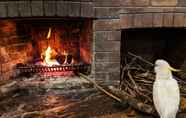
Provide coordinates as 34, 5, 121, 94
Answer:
153, 59, 180, 118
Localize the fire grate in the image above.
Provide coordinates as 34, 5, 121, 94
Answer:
16, 63, 91, 74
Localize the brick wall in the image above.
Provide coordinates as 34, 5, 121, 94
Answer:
0, 0, 186, 85
93, 0, 186, 85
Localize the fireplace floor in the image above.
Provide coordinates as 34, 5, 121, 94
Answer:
0, 76, 156, 118
1, 77, 186, 118
0, 90, 152, 118
17, 75, 94, 92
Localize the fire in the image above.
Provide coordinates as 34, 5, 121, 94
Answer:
36, 27, 75, 67
41, 28, 60, 66
47, 27, 52, 39
42, 46, 59, 66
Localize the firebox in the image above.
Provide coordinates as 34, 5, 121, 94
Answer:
0, 18, 92, 78
121, 28, 186, 75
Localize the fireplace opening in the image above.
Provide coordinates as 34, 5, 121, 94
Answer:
0, 19, 92, 78
121, 28, 186, 72
120, 28, 186, 112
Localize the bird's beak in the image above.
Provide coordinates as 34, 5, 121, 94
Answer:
168, 66, 181, 72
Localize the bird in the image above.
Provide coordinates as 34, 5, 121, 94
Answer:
153, 59, 180, 118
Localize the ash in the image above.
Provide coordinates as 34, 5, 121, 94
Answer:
16, 74, 94, 95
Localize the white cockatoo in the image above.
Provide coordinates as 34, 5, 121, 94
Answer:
153, 59, 180, 118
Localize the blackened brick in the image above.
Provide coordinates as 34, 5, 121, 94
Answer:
18, 1, 31, 17
0, 2, 7, 17
31, 1, 43, 16
7, 1, 18, 17
56, 1, 69, 16
81, 2, 94, 17
44, 0, 56, 16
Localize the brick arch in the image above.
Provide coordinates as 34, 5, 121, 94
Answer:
120, 12, 186, 29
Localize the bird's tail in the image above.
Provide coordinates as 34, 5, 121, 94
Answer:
160, 114, 176, 118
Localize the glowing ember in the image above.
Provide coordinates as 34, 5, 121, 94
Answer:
39, 71, 75, 77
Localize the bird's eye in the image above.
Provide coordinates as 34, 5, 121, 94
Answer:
154, 64, 158, 67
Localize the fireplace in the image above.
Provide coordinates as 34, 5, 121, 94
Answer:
0, 18, 92, 79
1, 0, 186, 118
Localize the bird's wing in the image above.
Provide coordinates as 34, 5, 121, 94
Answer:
153, 79, 180, 118
153, 80, 163, 115
166, 79, 180, 117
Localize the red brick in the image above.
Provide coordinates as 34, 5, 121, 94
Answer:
120, 14, 133, 29
174, 13, 185, 27
163, 13, 174, 27
151, 0, 177, 6
153, 13, 163, 27
94, 19, 121, 31
133, 13, 153, 28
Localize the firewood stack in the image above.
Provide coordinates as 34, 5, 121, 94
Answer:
118, 52, 186, 115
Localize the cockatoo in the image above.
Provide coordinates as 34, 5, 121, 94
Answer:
153, 59, 180, 118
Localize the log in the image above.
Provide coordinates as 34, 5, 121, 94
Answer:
79, 73, 156, 114
0, 81, 19, 99
79, 73, 122, 102
108, 86, 156, 115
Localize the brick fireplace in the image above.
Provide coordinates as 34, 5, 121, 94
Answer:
1, 0, 186, 85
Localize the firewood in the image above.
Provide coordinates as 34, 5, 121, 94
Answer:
108, 86, 156, 115
78, 73, 122, 102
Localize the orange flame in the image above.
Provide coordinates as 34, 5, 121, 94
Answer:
47, 27, 52, 39
41, 28, 59, 66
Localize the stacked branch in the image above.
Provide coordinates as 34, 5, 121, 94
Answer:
118, 52, 186, 114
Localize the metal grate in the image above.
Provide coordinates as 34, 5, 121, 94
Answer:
16, 63, 91, 74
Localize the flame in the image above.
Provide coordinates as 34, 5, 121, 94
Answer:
47, 27, 52, 39
63, 50, 68, 64
41, 27, 60, 66
39, 27, 75, 66
42, 46, 59, 66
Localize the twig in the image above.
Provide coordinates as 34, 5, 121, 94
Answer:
78, 73, 122, 102
19, 102, 77, 118
127, 71, 138, 89
128, 52, 154, 67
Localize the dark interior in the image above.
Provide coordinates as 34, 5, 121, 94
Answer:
121, 28, 186, 68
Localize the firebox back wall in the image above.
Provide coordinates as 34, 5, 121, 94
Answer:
1, 0, 186, 85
